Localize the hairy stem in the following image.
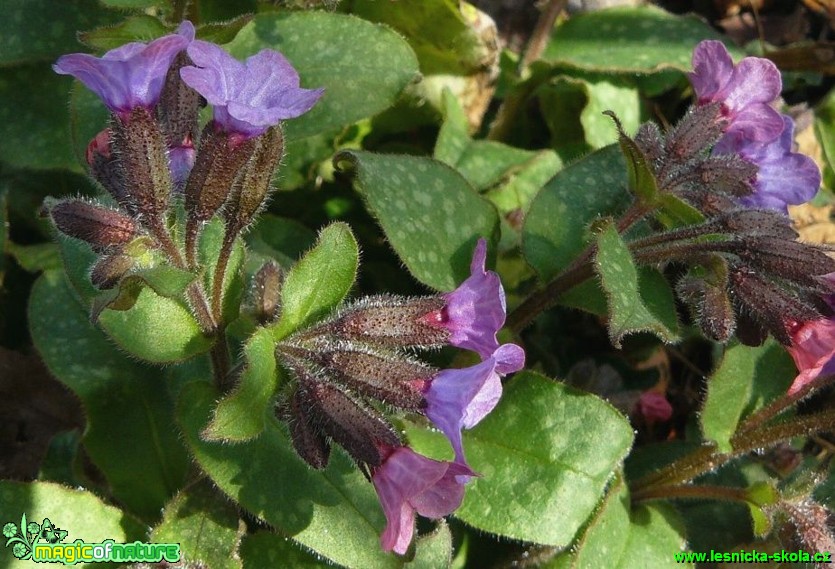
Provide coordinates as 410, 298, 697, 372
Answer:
632, 483, 750, 504
737, 373, 835, 435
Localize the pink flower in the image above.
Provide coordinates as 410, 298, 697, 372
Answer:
635, 391, 673, 424
786, 317, 835, 395
371, 446, 473, 554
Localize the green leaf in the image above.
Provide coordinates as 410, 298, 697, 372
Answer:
225, 12, 419, 141
28, 272, 190, 520
246, 214, 317, 269
407, 371, 634, 546
349, 0, 494, 75
151, 480, 245, 569
336, 150, 499, 291
0, 0, 120, 65
98, 0, 167, 8
815, 88, 835, 188
408, 521, 452, 569
607, 111, 658, 203
579, 78, 641, 149
268, 222, 359, 341
78, 14, 168, 51
0, 67, 78, 171
523, 144, 631, 281
546, 473, 690, 568
0, 189, 6, 286
701, 340, 795, 453
594, 220, 679, 346
0, 480, 145, 565
177, 381, 401, 569
6, 242, 62, 273
543, 6, 741, 73
98, 284, 213, 363
198, 218, 246, 325
203, 327, 278, 442
240, 532, 331, 568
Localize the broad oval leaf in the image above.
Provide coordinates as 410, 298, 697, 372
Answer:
268, 222, 359, 342
28, 272, 190, 520
225, 12, 420, 142
177, 381, 402, 569
523, 144, 630, 281
406, 371, 634, 546
336, 150, 499, 291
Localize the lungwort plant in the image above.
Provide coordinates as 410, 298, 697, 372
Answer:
2, 1, 834, 568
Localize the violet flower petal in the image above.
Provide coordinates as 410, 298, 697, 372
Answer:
689, 40, 735, 102
181, 40, 324, 139
442, 238, 506, 359
53, 22, 193, 117
372, 447, 469, 554
424, 344, 525, 464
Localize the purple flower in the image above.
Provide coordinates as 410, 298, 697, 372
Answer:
689, 40, 783, 143
179, 41, 324, 139
715, 115, 820, 213
371, 446, 473, 554
634, 391, 673, 424
420, 238, 507, 359
168, 134, 195, 189
53, 22, 194, 119
424, 343, 524, 466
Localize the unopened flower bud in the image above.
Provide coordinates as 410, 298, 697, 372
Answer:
110, 107, 173, 222
157, 51, 201, 151
90, 253, 134, 289
323, 295, 449, 349
782, 501, 835, 561
734, 237, 835, 292
87, 129, 132, 212
295, 373, 400, 467
714, 209, 798, 240
664, 102, 723, 160
184, 123, 256, 223
693, 154, 756, 197
50, 200, 138, 252
285, 387, 331, 470
223, 125, 284, 231
252, 261, 283, 325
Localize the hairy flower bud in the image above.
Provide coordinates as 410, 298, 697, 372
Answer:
86, 129, 132, 212
664, 102, 723, 160
295, 374, 400, 467
285, 387, 331, 470
223, 126, 284, 231
322, 295, 449, 349
50, 200, 137, 252
157, 51, 201, 151
733, 237, 835, 292
252, 261, 283, 325
110, 107, 173, 222
184, 123, 257, 224
713, 209, 798, 240
90, 253, 134, 289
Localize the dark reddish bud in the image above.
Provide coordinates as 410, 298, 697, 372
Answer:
184, 123, 256, 223
634, 122, 664, 167
87, 129, 131, 212
730, 266, 822, 345
735, 311, 768, 347
110, 107, 173, 221
714, 209, 798, 240
223, 125, 284, 231
156, 51, 201, 150
782, 501, 835, 561
323, 295, 449, 348
296, 375, 400, 467
50, 200, 138, 252
253, 261, 283, 325
681, 187, 738, 216
286, 388, 331, 470
693, 154, 756, 197
664, 102, 723, 160
90, 253, 134, 289
280, 343, 431, 410
734, 237, 835, 291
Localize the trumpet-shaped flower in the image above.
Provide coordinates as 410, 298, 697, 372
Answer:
180, 41, 324, 139
689, 40, 783, 144
53, 22, 194, 119
714, 115, 820, 213
424, 343, 524, 466
786, 317, 835, 395
371, 446, 473, 554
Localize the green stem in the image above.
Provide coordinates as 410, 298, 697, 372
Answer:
737, 373, 835, 435
211, 227, 238, 324
632, 483, 750, 505
518, 0, 566, 73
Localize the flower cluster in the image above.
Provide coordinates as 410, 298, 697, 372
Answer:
688, 40, 820, 214
276, 239, 524, 553
48, 22, 323, 330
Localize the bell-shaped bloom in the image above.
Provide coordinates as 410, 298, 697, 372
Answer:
419, 238, 507, 359
180, 41, 324, 139
424, 343, 525, 466
715, 115, 820, 213
53, 22, 194, 119
371, 446, 473, 554
786, 316, 835, 395
689, 40, 783, 143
